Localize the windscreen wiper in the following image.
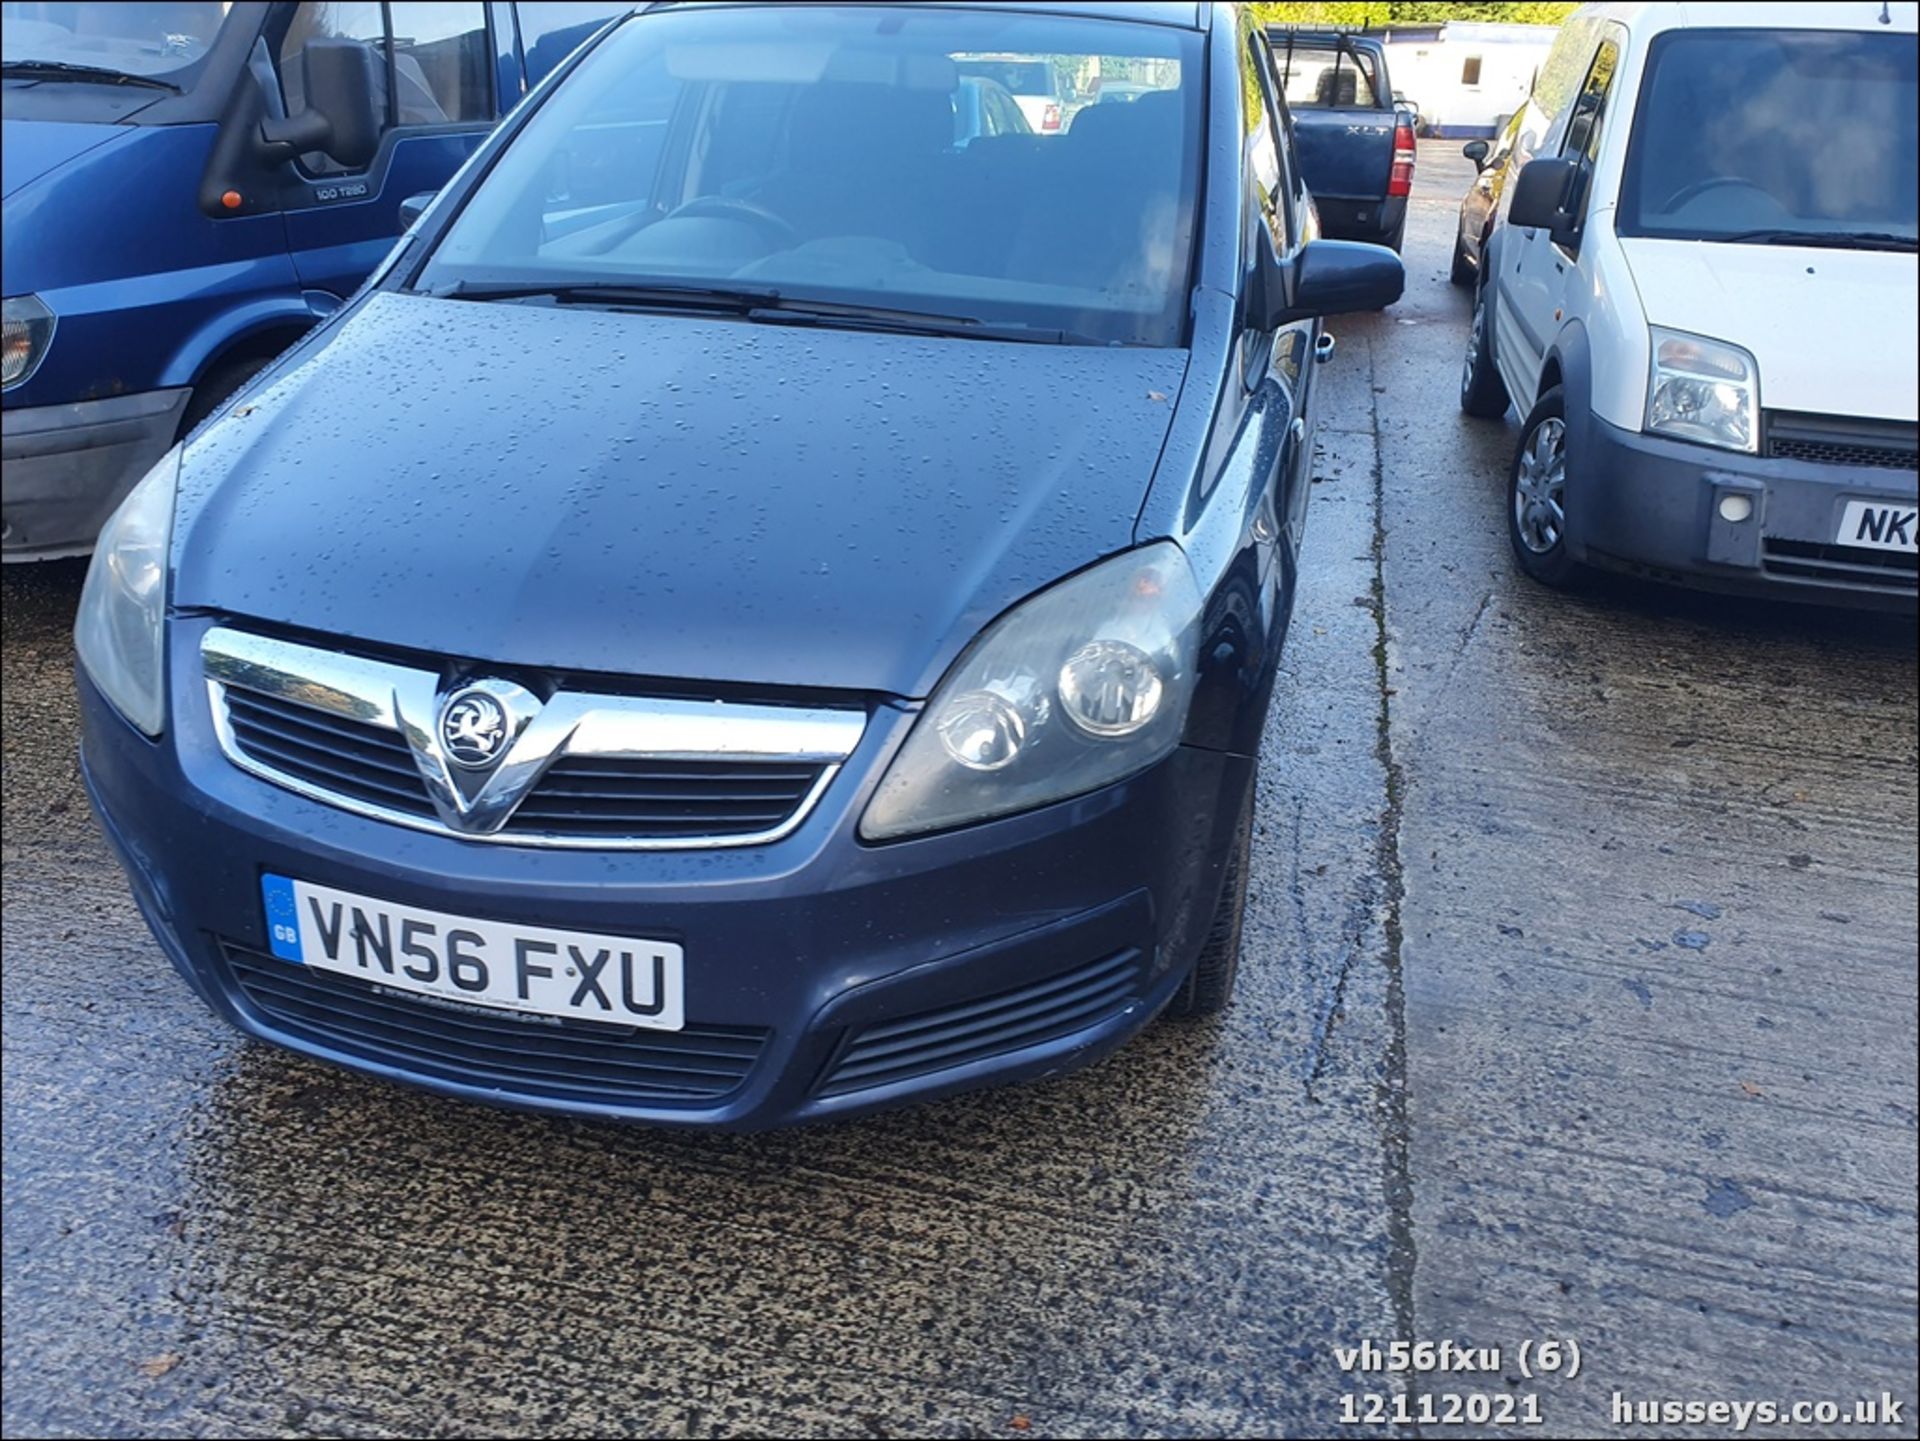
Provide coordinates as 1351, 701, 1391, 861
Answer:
1, 59, 180, 91
1719, 228, 1918, 252
428, 279, 1103, 344
745, 296, 1096, 346
427, 278, 782, 309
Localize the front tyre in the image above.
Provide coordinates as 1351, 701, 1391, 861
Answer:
1165, 785, 1254, 1019
1459, 286, 1510, 418
1507, 386, 1586, 589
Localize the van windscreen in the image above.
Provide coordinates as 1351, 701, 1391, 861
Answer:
1618, 28, 1919, 248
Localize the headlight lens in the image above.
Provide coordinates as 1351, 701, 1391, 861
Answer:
1644, 327, 1759, 453
74, 446, 179, 736
861, 543, 1201, 841
2, 294, 56, 390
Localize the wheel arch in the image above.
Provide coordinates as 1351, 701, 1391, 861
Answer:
159, 294, 334, 396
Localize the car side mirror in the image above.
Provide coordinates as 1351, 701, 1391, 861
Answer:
1253, 238, 1405, 328
257, 37, 382, 170
1508, 155, 1578, 232
1462, 139, 1491, 170
399, 190, 437, 230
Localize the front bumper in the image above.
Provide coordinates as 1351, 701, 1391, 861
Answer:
78, 625, 1251, 1129
1570, 417, 1917, 612
1, 388, 189, 561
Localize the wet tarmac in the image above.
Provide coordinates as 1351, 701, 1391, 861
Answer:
3, 144, 1915, 1437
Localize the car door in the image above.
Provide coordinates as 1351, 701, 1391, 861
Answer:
1499, 32, 1621, 398
1179, 19, 1316, 747
275, 1, 498, 302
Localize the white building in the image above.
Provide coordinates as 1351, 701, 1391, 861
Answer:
1380, 20, 1561, 138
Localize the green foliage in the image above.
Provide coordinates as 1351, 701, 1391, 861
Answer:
1251, 1, 1578, 27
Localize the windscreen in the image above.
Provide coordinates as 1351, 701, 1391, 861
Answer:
0, 1, 233, 80
416, 5, 1202, 347
1618, 28, 1919, 247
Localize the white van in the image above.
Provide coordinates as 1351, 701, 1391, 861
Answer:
1460, 2, 1917, 610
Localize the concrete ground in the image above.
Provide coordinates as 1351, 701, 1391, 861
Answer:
3, 142, 1914, 1437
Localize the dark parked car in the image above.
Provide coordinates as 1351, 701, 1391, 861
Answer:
1268, 29, 1414, 252
1451, 109, 1525, 286
77, 1, 1401, 1128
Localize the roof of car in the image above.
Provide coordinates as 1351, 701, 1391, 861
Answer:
660, 1, 1207, 28
1580, 1, 1916, 34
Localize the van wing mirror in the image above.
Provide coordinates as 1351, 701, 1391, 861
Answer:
1508, 156, 1578, 231
1462, 139, 1491, 169
257, 37, 383, 171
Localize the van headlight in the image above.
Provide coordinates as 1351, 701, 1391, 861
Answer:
74, 446, 179, 736
1644, 328, 1759, 453
2, 294, 56, 390
861, 543, 1202, 841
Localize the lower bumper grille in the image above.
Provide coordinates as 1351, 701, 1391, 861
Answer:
1761, 538, 1918, 592
221, 943, 768, 1106
816, 947, 1144, 1098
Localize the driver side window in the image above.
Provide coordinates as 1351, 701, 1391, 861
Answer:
1242, 33, 1295, 258
1557, 36, 1620, 237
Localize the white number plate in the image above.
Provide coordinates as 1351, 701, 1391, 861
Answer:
1837, 500, 1917, 553
260, 873, 684, 1030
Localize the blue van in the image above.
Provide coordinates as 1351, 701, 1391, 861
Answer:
1, 1, 626, 561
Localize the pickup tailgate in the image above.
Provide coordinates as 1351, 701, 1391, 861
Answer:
1291, 109, 1395, 202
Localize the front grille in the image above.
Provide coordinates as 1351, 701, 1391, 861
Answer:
204, 622, 862, 849
1761, 538, 1919, 592
225, 688, 436, 819
816, 948, 1144, 1098
1765, 412, 1919, 471
226, 686, 829, 838
1771, 438, 1918, 469
503, 756, 826, 839
222, 943, 768, 1106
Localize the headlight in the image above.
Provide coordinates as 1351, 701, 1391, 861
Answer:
74, 446, 179, 736
1644, 327, 1758, 453
2, 294, 56, 390
861, 543, 1202, 841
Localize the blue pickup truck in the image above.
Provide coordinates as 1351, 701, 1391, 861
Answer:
2, 0, 626, 562
1268, 29, 1413, 253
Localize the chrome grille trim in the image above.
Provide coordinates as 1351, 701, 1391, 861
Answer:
202, 626, 864, 849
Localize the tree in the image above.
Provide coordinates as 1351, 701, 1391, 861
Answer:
1251, 2, 1579, 26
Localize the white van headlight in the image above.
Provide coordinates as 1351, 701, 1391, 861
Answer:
1644, 328, 1759, 454
861, 544, 1202, 841
75, 446, 179, 736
